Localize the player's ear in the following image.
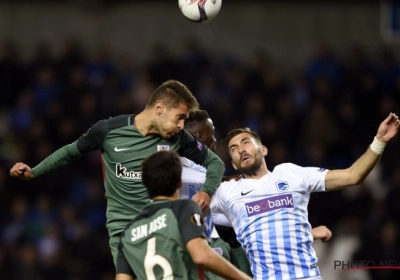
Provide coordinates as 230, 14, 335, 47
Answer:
231, 161, 238, 171
261, 145, 268, 156
177, 179, 182, 190
155, 101, 164, 116
196, 131, 203, 140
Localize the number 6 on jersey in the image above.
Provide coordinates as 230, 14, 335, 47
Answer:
144, 237, 173, 280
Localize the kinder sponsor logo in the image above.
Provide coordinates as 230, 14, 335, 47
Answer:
245, 194, 294, 217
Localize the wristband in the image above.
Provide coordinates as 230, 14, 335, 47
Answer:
370, 137, 386, 154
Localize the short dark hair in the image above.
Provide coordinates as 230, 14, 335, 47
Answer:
146, 80, 199, 112
141, 151, 182, 198
184, 109, 210, 129
223, 127, 262, 148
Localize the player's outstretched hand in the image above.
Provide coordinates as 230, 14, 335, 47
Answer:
10, 162, 34, 181
376, 112, 400, 143
312, 226, 332, 242
192, 191, 211, 212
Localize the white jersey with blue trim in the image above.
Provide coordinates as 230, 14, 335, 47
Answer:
210, 163, 328, 280
180, 157, 218, 239
179, 157, 207, 200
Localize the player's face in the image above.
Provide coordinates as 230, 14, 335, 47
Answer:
158, 103, 189, 139
228, 133, 266, 174
200, 118, 217, 152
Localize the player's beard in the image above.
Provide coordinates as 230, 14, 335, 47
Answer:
236, 152, 263, 176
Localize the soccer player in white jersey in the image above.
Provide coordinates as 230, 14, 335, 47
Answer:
211, 113, 400, 280
183, 110, 333, 278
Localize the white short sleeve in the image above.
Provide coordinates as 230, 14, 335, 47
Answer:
282, 163, 328, 193
180, 157, 206, 184
180, 157, 207, 172
212, 212, 232, 227
303, 166, 328, 192
181, 166, 206, 184
210, 183, 227, 216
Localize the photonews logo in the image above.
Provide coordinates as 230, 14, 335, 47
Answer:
334, 260, 400, 270
245, 194, 294, 217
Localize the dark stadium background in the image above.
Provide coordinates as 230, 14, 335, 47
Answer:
0, 1, 400, 279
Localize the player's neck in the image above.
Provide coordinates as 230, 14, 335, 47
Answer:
153, 192, 180, 201
242, 165, 269, 180
134, 110, 159, 136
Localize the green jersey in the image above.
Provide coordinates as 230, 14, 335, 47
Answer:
31, 114, 224, 236
116, 199, 207, 279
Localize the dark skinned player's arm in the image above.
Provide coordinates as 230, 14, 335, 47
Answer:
199, 149, 225, 196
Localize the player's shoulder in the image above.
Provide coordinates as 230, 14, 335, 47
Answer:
177, 130, 205, 149
270, 163, 310, 183
177, 129, 193, 140
219, 178, 240, 188
171, 200, 202, 221
78, 115, 133, 149
178, 129, 193, 137
102, 114, 133, 129
173, 199, 202, 212
218, 178, 242, 194
273, 162, 328, 175
273, 162, 304, 174
86, 114, 132, 133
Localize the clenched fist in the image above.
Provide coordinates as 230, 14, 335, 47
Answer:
10, 162, 34, 181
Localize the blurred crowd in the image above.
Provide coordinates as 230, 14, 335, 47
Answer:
0, 39, 400, 280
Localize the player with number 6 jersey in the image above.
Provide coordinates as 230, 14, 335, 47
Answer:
117, 200, 208, 279
116, 151, 251, 280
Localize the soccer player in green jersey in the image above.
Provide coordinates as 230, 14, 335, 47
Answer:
10, 80, 225, 266
116, 150, 251, 280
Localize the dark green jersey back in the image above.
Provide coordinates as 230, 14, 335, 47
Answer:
116, 200, 207, 279
76, 115, 209, 236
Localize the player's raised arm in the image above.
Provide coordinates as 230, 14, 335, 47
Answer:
10, 141, 82, 180
10, 119, 107, 180
325, 113, 399, 191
